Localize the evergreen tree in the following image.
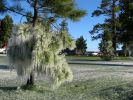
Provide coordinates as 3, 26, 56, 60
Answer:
76, 36, 87, 55
119, 0, 133, 51
25, 12, 33, 24
60, 19, 75, 49
0, 20, 2, 47
90, 0, 120, 54
60, 19, 75, 55
2, 0, 86, 26
99, 29, 114, 60
2, 0, 86, 87
0, 0, 6, 13
0, 15, 13, 47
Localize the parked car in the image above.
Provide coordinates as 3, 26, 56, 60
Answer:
92, 52, 98, 56
0, 48, 7, 54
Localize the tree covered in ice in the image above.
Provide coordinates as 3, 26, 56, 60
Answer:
7, 22, 75, 88
0, 0, 86, 88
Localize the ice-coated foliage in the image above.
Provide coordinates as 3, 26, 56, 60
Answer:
7, 24, 36, 75
99, 40, 114, 61
7, 23, 74, 88
60, 30, 75, 50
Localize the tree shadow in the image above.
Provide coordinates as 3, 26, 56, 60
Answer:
0, 86, 18, 91
99, 84, 133, 100
0, 65, 9, 69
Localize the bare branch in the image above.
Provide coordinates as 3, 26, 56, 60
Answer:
5, 6, 33, 19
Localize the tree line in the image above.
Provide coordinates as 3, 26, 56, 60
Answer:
0, 15, 13, 47
90, 0, 133, 60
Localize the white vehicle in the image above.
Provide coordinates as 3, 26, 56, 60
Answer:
92, 52, 98, 56
0, 48, 7, 54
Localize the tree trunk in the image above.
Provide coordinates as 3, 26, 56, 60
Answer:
26, 71, 35, 85
112, 38, 116, 54
112, 0, 117, 55
32, 0, 38, 27
26, 0, 38, 86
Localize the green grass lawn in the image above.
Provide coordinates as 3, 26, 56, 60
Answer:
66, 56, 101, 61
66, 55, 133, 61
0, 55, 133, 65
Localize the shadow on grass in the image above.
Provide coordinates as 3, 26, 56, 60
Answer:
0, 86, 18, 91
21, 84, 37, 91
0, 65, 9, 69
20, 84, 53, 93
99, 84, 133, 100
0, 85, 44, 92
0, 85, 39, 91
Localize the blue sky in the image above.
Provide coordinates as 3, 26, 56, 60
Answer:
68, 0, 104, 51
0, 0, 105, 51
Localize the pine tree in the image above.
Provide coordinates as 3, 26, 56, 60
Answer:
119, 0, 133, 46
90, 0, 120, 54
76, 36, 87, 55
0, 0, 6, 13
2, 0, 86, 88
0, 15, 13, 47
99, 29, 114, 61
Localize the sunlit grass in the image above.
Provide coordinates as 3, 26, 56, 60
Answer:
66, 55, 133, 61
0, 77, 133, 100
1, 55, 133, 100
